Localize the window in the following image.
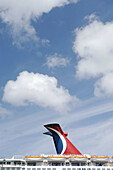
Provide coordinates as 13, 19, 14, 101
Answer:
67, 168, 71, 170
52, 162, 61, 166
47, 168, 51, 170
7, 162, 11, 165
52, 163, 60, 166
17, 162, 21, 165
6, 168, 10, 170
82, 168, 86, 170
27, 168, 31, 170
62, 168, 66, 170
37, 168, 41, 170
37, 163, 42, 166
32, 168, 36, 170
27, 163, 36, 166
52, 168, 56, 170
17, 168, 20, 170
72, 168, 76, 170
12, 168, 15, 170
72, 163, 78, 166
66, 162, 70, 166
81, 163, 86, 166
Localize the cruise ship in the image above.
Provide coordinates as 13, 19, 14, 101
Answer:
0, 123, 113, 170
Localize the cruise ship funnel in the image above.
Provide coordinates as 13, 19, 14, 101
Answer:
44, 123, 82, 155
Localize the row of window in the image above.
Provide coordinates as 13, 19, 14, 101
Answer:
2, 168, 25, 170
27, 168, 113, 170
1, 168, 113, 170
0, 163, 25, 165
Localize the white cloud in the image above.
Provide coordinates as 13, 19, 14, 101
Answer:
73, 19, 113, 79
94, 73, 113, 97
41, 39, 50, 47
2, 71, 77, 112
73, 16, 113, 96
46, 53, 70, 68
0, 0, 78, 46
84, 14, 99, 23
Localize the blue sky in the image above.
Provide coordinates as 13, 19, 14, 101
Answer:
1, 0, 113, 157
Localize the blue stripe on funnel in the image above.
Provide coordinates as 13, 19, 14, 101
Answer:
49, 130, 63, 154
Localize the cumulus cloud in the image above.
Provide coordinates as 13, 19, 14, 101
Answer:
46, 53, 70, 68
73, 19, 113, 79
0, 0, 78, 46
94, 73, 113, 97
73, 15, 113, 96
2, 71, 77, 112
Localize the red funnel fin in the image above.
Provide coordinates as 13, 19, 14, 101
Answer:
44, 123, 82, 155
